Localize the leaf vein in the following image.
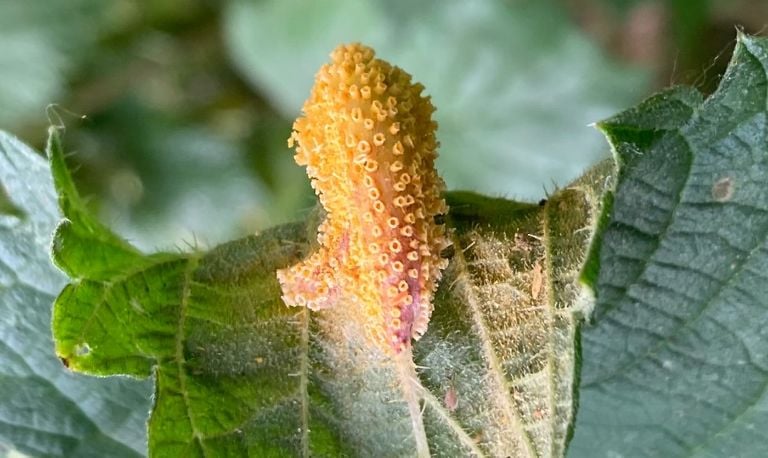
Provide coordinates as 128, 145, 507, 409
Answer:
450, 232, 537, 457
175, 256, 206, 455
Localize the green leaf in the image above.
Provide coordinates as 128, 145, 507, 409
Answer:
50, 117, 611, 455
0, 130, 151, 457
570, 33, 768, 457
223, 0, 646, 200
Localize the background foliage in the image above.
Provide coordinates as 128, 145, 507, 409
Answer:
1, 0, 767, 457
4, 0, 765, 252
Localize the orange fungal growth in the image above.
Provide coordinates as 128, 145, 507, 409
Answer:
276, 43, 450, 354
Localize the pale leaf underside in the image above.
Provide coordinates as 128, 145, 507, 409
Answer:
51, 110, 611, 457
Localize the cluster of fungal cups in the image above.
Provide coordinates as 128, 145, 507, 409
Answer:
276, 43, 450, 355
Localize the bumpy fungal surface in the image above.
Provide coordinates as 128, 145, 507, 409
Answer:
276, 43, 450, 354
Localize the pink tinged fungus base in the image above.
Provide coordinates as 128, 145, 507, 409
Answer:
276, 43, 450, 354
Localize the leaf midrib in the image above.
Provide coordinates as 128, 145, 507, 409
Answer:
176, 256, 206, 456
450, 231, 537, 457
299, 308, 309, 457
422, 388, 486, 456
541, 200, 560, 457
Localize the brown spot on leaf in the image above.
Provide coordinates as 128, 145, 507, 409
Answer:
444, 385, 458, 412
440, 244, 455, 259
712, 176, 734, 202
59, 357, 70, 368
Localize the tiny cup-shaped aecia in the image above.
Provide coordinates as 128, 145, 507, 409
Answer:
276, 43, 450, 354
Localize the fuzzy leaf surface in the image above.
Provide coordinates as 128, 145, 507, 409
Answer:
49, 118, 609, 456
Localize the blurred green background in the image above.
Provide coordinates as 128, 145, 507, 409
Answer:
1, 0, 765, 253
0, 1, 766, 457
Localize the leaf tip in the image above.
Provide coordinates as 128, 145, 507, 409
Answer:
49, 218, 75, 277
45, 124, 80, 219
574, 282, 597, 321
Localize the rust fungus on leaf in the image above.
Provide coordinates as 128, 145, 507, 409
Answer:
276, 43, 450, 354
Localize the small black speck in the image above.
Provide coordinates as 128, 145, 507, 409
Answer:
538, 199, 548, 207
440, 245, 455, 259
434, 214, 446, 225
